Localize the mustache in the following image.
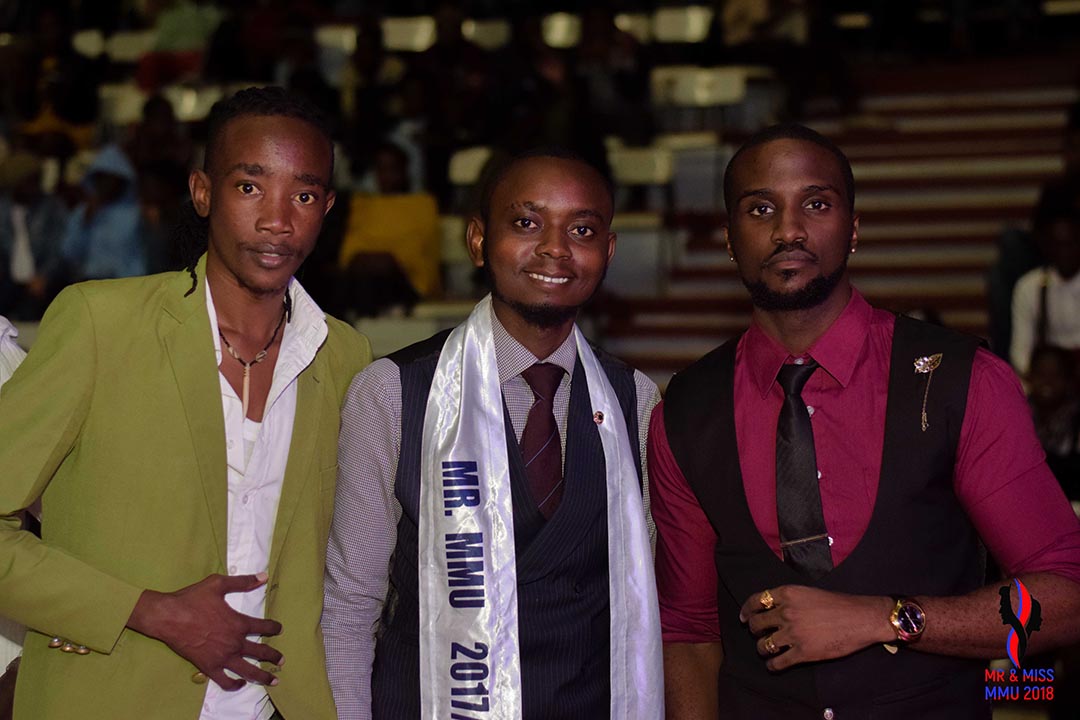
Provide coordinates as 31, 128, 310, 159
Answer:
762, 242, 818, 266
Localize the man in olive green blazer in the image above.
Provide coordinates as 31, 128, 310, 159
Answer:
0, 88, 370, 719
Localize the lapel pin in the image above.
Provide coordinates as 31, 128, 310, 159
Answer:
913, 353, 943, 432
593, 411, 604, 425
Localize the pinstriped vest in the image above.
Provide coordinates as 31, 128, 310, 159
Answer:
372, 330, 641, 719
664, 315, 991, 720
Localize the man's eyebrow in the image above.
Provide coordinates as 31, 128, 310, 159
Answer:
737, 188, 772, 203
509, 201, 545, 212
737, 184, 840, 202
225, 163, 265, 176
295, 172, 329, 188
509, 201, 607, 221
571, 208, 607, 222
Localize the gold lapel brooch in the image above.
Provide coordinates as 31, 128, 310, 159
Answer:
913, 353, 943, 432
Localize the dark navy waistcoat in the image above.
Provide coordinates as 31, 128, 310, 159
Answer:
371, 330, 641, 719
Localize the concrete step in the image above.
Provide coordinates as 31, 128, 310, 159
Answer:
675, 219, 1017, 248
695, 187, 1039, 219
678, 245, 998, 272
852, 154, 1062, 183
847, 54, 1080, 96
666, 273, 986, 300
860, 87, 1079, 115
855, 185, 1040, 212
840, 136, 1063, 161
608, 307, 989, 342
604, 306, 989, 389
682, 220, 1010, 253
603, 57, 1069, 380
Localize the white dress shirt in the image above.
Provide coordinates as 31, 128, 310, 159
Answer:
0, 316, 25, 390
9, 204, 35, 284
1011, 267, 1080, 375
200, 279, 328, 720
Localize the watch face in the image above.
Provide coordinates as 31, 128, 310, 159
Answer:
897, 603, 925, 634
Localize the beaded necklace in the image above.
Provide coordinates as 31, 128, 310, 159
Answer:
218, 292, 291, 418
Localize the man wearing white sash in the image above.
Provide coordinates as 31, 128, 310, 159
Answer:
324, 150, 664, 719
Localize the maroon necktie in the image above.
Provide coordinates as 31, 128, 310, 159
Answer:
520, 363, 565, 519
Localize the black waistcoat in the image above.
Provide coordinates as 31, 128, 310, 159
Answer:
663, 315, 991, 720
371, 330, 641, 719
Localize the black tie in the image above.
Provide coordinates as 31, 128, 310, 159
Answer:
775, 361, 833, 579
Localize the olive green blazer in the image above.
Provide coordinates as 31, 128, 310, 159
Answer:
0, 258, 370, 719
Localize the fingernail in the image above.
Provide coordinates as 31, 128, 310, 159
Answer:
270, 677, 279, 686
255, 571, 268, 582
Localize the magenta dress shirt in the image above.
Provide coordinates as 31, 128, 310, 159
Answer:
650, 290, 1080, 642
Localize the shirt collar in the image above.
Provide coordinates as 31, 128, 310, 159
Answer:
490, 304, 578, 384
206, 276, 328, 382
1050, 267, 1080, 290
744, 288, 873, 398
0, 316, 16, 341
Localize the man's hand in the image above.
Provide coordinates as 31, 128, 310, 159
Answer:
127, 573, 283, 690
739, 585, 895, 671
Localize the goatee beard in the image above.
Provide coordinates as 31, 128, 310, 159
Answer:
481, 245, 606, 329
741, 259, 848, 312
490, 289, 579, 328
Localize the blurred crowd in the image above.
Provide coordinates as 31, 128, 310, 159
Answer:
0, 1, 1078, 490
0, 0, 668, 322
1, 1, 1065, 319
984, 104, 1080, 497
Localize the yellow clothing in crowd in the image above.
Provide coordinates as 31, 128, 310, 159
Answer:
338, 192, 441, 298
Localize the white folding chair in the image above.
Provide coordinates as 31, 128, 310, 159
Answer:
381, 16, 437, 52
542, 13, 582, 48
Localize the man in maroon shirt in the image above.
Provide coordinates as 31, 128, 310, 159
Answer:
652, 123, 1080, 718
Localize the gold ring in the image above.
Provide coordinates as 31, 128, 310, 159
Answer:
764, 635, 779, 655
759, 589, 775, 610
191, 671, 208, 684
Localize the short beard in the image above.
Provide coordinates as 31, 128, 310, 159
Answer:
491, 289, 579, 328
481, 245, 602, 329
741, 259, 848, 312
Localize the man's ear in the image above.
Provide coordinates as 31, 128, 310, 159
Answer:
721, 226, 735, 262
466, 216, 485, 269
189, 169, 211, 218
850, 214, 859, 253
606, 231, 617, 264
323, 190, 337, 216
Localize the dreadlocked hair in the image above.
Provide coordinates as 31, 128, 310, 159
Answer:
181, 86, 335, 297
177, 200, 209, 297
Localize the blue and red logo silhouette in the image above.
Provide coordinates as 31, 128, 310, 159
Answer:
998, 578, 1042, 669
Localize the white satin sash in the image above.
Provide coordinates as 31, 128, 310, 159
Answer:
418, 295, 663, 719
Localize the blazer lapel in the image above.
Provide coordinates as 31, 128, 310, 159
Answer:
267, 358, 323, 577
161, 261, 229, 569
